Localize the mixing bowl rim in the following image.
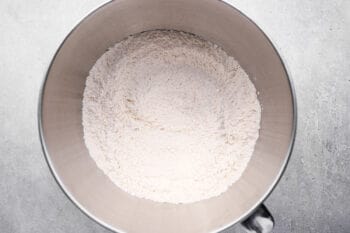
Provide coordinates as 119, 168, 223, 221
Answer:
38, 0, 297, 232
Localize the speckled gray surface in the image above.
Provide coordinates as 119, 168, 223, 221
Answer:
0, 0, 349, 232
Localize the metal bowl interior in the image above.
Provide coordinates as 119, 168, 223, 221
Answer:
39, 0, 296, 232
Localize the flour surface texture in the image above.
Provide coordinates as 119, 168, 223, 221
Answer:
83, 30, 261, 204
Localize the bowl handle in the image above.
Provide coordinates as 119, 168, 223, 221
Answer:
241, 204, 274, 233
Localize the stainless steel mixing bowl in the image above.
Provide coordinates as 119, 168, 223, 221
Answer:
39, 0, 296, 232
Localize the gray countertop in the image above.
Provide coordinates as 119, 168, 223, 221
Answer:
0, 0, 349, 232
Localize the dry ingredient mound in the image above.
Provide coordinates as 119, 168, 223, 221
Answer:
82, 30, 261, 204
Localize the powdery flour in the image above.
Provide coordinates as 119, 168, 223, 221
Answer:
83, 30, 261, 203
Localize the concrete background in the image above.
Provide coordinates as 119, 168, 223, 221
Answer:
0, 0, 349, 232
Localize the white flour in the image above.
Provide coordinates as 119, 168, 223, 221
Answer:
83, 30, 261, 203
